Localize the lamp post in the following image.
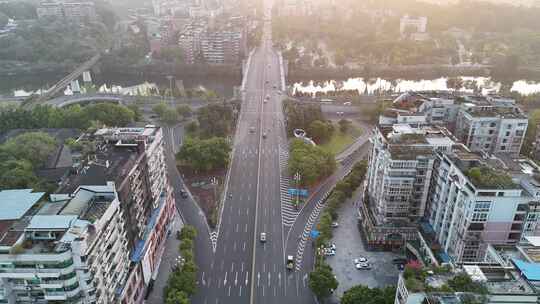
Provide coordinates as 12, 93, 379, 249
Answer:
293, 172, 301, 210
211, 176, 218, 206
166, 75, 174, 106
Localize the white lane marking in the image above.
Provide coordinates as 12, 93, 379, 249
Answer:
264, 208, 267, 216
245, 223, 248, 233
202, 272, 206, 286
233, 242, 237, 251
274, 286, 277, 296
239, 286, 242, 297
262, 285, 265, 297
243, 241, 246, 251
224, 271, 228, 285
236, 223, 239, 232
228, 286, 231, 296
245, 271, 249, 286
257, 272, 260, 286
268, 272, 271, 286
247, 208, 249, 215
231, 262, 235, 273
235, 272, 238, 286
278, 272, 281, 286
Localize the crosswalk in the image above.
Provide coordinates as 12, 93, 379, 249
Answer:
279, 145, 300, 228
294, 190, 331, 271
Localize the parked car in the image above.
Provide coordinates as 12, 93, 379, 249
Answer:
392, 258, 408, 265
353, 257, 368, 264
343, 101, 352, 106
324, 249, 336, 256
331, 222, 339, 228
179, 190, 188, 199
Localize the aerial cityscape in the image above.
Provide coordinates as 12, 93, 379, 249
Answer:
3, 0, 540, 304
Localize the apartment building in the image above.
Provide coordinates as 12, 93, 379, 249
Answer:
0, 184, 130, 304
56, 126, 175, 304
455, 100, 528, 157
425, 145, 540, 263
395, 236, 540, 304
178, 18, 246, 64
399, 15, 427, 35
361, 124, 454, 247
37, 1, 96, 21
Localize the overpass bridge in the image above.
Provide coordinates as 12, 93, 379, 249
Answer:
32, 53, 102, 104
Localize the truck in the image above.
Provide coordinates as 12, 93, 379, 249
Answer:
286, 255, 294, 270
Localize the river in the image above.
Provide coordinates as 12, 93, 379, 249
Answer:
0, 73, 240, 98
291, 77, 540, 96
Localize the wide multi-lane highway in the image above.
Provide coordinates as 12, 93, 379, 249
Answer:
164, 1, 371, 303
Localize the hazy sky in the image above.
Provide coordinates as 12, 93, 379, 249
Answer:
420, 0, 540, 6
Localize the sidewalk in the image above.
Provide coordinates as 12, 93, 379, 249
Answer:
147, 211, 184, 304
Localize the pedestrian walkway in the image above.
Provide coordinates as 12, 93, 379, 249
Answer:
146, 211, 184, 304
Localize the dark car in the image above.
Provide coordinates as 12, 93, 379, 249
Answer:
180, 190, 188, 199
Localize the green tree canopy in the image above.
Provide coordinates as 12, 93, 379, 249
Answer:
177, 137, 231, 172
308, 263, 338, 300
341, 285, 396, 304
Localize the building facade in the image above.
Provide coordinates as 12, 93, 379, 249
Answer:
37, 1, 96, 21
455, 103, 528, 157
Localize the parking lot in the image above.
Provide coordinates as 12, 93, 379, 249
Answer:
325, 191, 401, 297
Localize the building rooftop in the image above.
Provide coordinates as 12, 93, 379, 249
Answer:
27, 215, 77, 230
0, 189, 45, 220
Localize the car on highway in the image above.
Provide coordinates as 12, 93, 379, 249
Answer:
262, 132, 267, 138
331, 222, 339, 228
336, 111, 345, 115
325, 243, 336, 251
260, 232, 266, 242
273, 85, 277, 89
249, 127, 255, 133
286, 255, 294, 270
343, 101, 352, 106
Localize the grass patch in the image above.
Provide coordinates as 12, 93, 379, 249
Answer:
320, 125, 361, 155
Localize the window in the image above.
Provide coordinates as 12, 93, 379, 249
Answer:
490, 123, 496, 127
475, 202, 491, 212
503, 139, 507, 143
472, 212, 488, 222
506, 131, 511, 136
484, 144, 490, 149
507, 124, 512, 129
500, 146, 506, 150
488, 130, 494, 135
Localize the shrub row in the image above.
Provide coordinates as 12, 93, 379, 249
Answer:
164, 225, 198, 304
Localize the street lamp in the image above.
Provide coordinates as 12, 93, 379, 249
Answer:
166, 75, 174, 106
293, 172, 301, 210
211, 176, 218, 205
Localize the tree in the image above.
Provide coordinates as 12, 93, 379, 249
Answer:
84, 103, 135, 127
288, 139, 336, 185
153, 102, 169, 117
176, 105, 193, 119
2, 132, 57, 168
127, 104, 143, 121
308, 263, 338, 300
165, 290, 189, 304
196, 104, 234, 138
307, 120, 334, 143
338, 119, 352, 133
177, 137, 231, 172
342, 285, 396, 304
179, 225, 197, 240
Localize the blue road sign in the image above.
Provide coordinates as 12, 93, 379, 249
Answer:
288, 188, 309, 197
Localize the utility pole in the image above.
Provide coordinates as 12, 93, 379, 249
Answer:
293, 172, 301, 210
166, 75, 174, 107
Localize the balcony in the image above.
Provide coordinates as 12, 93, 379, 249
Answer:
44, 291, 67, 300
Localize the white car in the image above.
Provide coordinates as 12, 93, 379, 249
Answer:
324, 249, 336, 256
260, 232, 266, 242
355, 262, 371, 270
326, 243, 336, 251
331, 222, 339, 228
343, 101, 352, 106
353, 257, 368, 264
